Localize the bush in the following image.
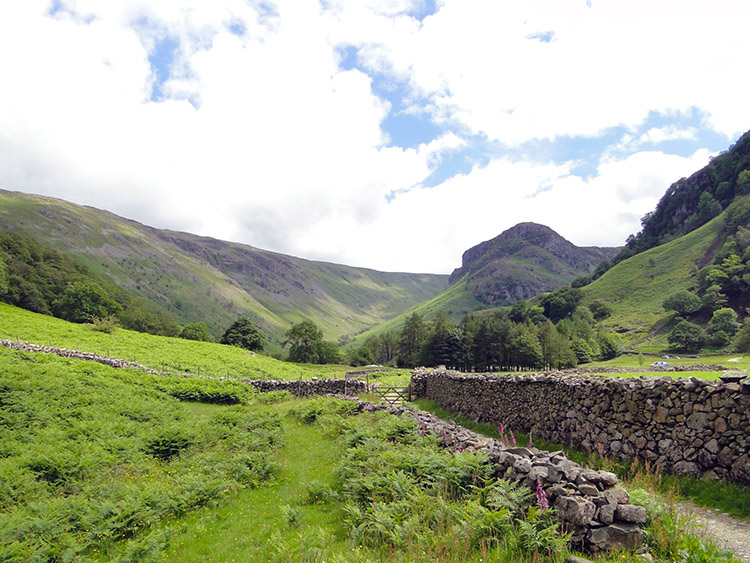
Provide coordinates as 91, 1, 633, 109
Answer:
144, 429, 194, 461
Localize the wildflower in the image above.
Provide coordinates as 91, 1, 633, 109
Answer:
536, 479, 549, 510
528, 433, 533, 448
509, 430, 516, 446
502, 435, 508, 447
498, 423, 504, 434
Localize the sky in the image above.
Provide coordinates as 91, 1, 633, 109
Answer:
1, 1, 749, 274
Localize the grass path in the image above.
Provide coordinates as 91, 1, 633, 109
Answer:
163, 405, 348, 562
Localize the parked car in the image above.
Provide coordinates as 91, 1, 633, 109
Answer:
650, 361, 669, 367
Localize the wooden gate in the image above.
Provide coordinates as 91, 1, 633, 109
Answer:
372, 385, 411, 405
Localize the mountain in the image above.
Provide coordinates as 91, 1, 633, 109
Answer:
346, 223, 620, 346
0, 190, 447, 350
449, 222, 620, 307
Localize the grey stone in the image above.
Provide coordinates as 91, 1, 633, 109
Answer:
596, 503, 615, 525
730, 454, 750, 485
587, 522, 646, 551
577, 482, 600, 496
556, 495, 597, 525
614, 504, 648, 524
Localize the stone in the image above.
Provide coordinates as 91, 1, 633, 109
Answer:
513, 458, 532, 473
556, 495, 597, 525
596, 503, 616, 525
730, 454, 750, 485
720, 371, 747, 383
577, 482, 600, 496
673, 460, 701, 477
587, 522, 646, 551
714, 417, 728, 432
614, 504, 648, 524
704, 438, 719, 454
604, 487, 630, 505
686, 411, 709, 430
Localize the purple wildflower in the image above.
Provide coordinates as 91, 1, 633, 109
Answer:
536, 479, 549, 510
510, 430, 516, 446
498, 423, 504, 435
528, 433, 533, 448
503, 435, 508, 447
442, 430, 447, 444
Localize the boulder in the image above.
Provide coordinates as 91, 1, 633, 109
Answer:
587, 522, 646, 551
556, 495, 597, 525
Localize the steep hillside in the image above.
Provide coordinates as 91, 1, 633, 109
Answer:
0, 190, 447, 348
449, 223, 619, 307
616, 128, 750, 263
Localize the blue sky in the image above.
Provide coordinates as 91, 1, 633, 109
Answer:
0, 0, 748, 273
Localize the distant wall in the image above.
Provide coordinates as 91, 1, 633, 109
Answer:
411, 367, 750, 485
244, 377, 367, 396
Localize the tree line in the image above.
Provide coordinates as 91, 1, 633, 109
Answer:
349, 288, 622, 371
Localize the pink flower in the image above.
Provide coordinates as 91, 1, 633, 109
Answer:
498, 423, 504, 434
510, 430, 516, 446
503, 435, 508, 447
536, 479, 549, 510
528, 433, 533, 448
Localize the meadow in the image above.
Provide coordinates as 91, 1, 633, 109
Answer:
0, 302, 746, 561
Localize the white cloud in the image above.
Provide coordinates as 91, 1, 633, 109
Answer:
0, 0, 745, 277
331, 0, 750, 144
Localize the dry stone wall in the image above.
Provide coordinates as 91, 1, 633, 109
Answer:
243, 377, 367, 396
411, 367, 750, 486
337, 397, 647, 553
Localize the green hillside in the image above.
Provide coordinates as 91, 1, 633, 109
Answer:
581, 212, 722, 349
0, 190, 447, 350
0, 302, 349, 380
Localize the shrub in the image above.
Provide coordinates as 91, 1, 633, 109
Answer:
144, 429, 193, 461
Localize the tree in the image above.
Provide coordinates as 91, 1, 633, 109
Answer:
596, 331, 622, 360
397, 313, 427, 367
512, 325, 543, 370
733, 318, 750, 352
662, 290, 702, 316
284, 320, 324, 363
53, 281, 122, 324
180, 322, 214, 342
709, 307, 739, 336
220, 317, 266, 351
668, 320, 706, 352
314, 340, 342, 364
540, 287, 582, 322
588, 300, 612, 320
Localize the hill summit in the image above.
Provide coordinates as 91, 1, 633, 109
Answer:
449, 222, 619, 307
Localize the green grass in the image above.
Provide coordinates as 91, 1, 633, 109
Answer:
582, 214, 722, 349
1, 336, 741, 561
0, 346, 284, 561
0, 302, 352, 381
163, 403, 349, 562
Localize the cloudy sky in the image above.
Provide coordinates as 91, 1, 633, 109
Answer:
1, 0, 749, 274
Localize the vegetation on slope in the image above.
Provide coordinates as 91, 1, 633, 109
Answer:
0, 302, 349, 381
0, 190, 448, 349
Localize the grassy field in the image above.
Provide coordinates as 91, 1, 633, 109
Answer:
0, 308, 743, 561
0, 303, 352, 381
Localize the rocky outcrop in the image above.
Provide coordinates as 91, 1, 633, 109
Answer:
411, 367, 750, 486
